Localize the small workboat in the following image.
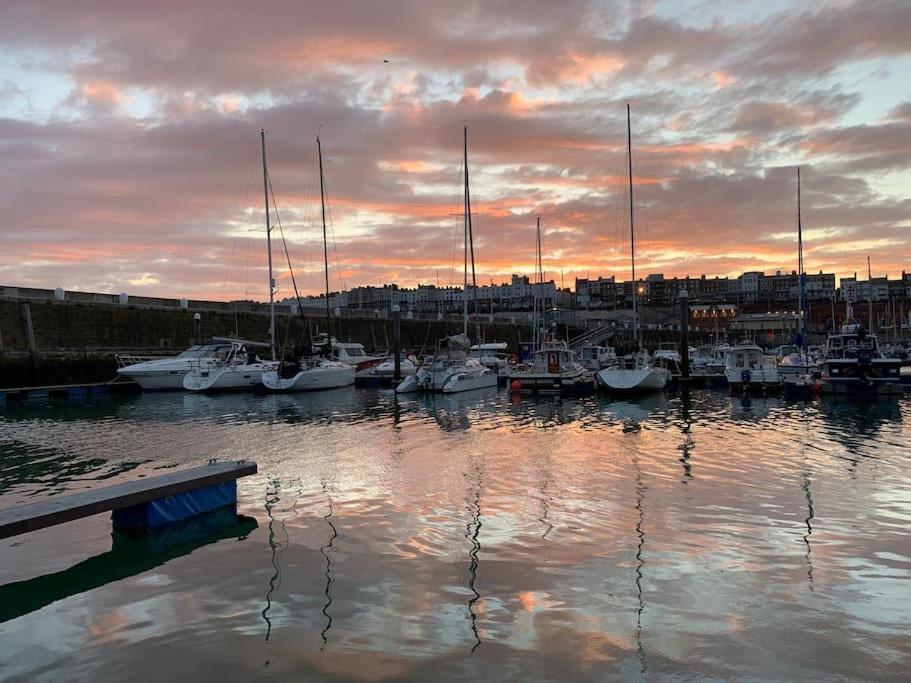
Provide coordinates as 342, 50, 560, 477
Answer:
509, 340, 593, 396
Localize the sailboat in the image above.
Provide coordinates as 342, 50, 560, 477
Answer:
183, 130, 279, 392
396, 126, 497, 394
262, 134, 355, 392
597, 105, 669, 393
780, 167, 816, 383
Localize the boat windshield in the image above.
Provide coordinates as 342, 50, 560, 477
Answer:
340, 346, 366, 357
176, 344, 227, 359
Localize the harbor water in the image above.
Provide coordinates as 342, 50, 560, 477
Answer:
1, 389, 909, 681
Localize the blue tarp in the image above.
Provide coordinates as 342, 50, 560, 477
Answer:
112, 481, 237, 530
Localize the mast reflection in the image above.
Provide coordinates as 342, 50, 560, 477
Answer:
466, 461, 482, 653
320, 481, 337, 651
262, 477, 285, 644
634, 450, 647, 675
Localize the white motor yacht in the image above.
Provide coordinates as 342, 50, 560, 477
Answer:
724, 343, 779, 391
182, 340, 276, 392
116, 341, 235, 390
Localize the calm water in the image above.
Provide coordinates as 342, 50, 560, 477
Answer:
0, 388, 909, 681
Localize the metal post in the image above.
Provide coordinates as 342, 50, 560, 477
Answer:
679, 289, 690, 380
193, 313, 202, 345
392, 285, 401, 382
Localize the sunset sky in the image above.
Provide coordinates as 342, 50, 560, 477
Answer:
1, 0, 909, 300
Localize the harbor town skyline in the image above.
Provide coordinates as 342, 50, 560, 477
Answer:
1, 1, 910, 299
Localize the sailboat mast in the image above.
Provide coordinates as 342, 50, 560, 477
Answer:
464, 126, 480, 342
797, 167, 808, 362
462, 126, 469, 337
261, 129, 276, 361
533, 216, 541, 347
317, 135, 332, 345
626, 103, 639, 350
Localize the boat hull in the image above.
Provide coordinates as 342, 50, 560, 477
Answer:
182, 364, 273, 392
508, 372, 594, 396
441, 370, 498, 394
117, 369, 188, 390
597, 367, 668, 393
262, 365, 355, 392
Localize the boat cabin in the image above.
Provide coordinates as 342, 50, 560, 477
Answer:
825, 333, 880, 360
726, 345, 766, 371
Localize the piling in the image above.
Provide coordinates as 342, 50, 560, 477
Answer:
392, 305, 401, 382
679, 289, 690, 381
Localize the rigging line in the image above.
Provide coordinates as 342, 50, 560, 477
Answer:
221, 142, 261, 299
268, 170, 312, 345
320, 482, 338, 651
448, 154, 466, 288
319, 163, 346, 294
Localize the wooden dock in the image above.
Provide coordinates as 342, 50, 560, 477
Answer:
0, 380, 141, 402
0, 460, 257, 539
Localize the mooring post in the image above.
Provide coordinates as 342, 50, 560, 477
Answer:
392, 304, 401, 382
679, 289, 690, 381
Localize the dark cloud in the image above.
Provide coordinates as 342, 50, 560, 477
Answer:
0, 1, 909, 297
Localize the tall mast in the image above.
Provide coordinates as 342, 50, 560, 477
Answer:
627, 103, 639, 350
533, 216, 541, 347
261, 129, 276, 361
867, 255, 873, 331
797, 167, 808, 364
317, 135, 332, 345
465, 126, 480, 342
462, 126, 469, 337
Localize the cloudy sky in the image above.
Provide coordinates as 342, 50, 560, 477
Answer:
1, 0, 909, 300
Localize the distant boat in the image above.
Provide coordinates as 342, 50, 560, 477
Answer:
262, 134, 355, 393
577, 344, 617, 372
597, 104, 667, 393
723, 342, 779, 392
819, 317, 902, 394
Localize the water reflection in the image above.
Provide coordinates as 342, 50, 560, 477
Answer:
261, 477, 284, 643
633, 447, 647, 676
0, 508, 256, 623
465, 462, 482, 653
319, 481, 337, 651
0, 390, 909, 680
